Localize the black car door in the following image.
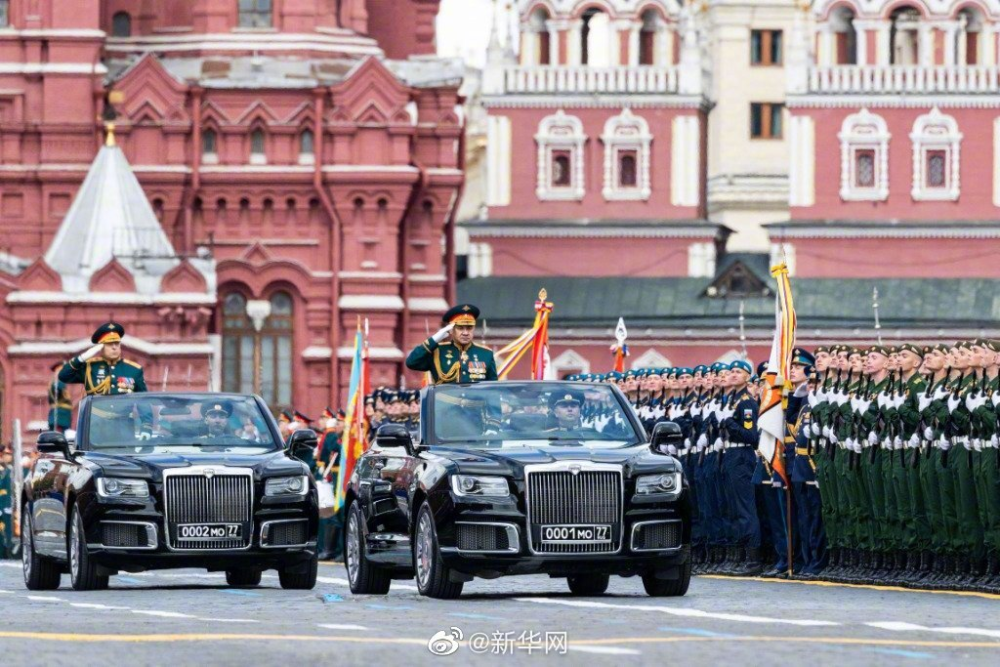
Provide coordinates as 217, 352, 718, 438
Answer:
30, 452, 76, 559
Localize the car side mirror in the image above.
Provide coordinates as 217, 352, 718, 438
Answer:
286, 428, 318, 458
37, 431, 74, 459
375, 423, 414, 455
650, 421, 684, 455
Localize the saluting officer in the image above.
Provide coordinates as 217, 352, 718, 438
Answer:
405, 304, 498, 384
59, 322, 147, 396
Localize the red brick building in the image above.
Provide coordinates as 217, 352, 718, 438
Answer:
0, 0, 464, 440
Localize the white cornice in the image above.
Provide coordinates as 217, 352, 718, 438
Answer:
483, 95, 706, 109
463, 224, 720, 239
337, 346, 403, 360
0, 62, 107, 75
788, 95, 1000, 109
337, 295, 405, 310
302, 346, 333, 360
765, 224, 1000, 239
8, 337, 212, 357
407, 297, 449, 313
6, 292, 215, 305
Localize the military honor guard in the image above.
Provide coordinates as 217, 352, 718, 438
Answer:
405, 304, 497, 384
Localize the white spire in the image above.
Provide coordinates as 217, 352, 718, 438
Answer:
44, 125, 181, 294
487, 0, 505, 64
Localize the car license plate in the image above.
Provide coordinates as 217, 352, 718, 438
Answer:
540, 524, 611, 543
177, 523, 242, 541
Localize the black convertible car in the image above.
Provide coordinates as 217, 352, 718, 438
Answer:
21, 393, 319, 591
344, 381, 691, 599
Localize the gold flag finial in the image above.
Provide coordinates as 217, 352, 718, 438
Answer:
104, 122, 116, 147
538, 288, 547, 302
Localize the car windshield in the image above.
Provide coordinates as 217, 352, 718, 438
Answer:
429, 382, 642, 448
87, 394, 279, 453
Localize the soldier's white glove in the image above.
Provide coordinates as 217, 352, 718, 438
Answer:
972, 438, 983, 452
867, 431, 879, 446
893, 436, 903, 450
667, 445, 678, 456
78, 343, 104, 362
683, 438, 691, 450
908, 433, 921, 449
924, 426, 935, 440
697, 433, 708, 449
991, 434, 999, 448
431, 323, 455, 343
938, 438, 951, 451
960, 436, 971, 450
917, 395, 932, 412
812, 423, 822, 437
947, 395, 961, 413
993, 393, 1000, 407
822, 425, 832, 438
137, 430, 152, 441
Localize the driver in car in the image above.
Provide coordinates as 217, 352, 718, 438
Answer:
200, 401, 234, 440
545, 390, 594, 437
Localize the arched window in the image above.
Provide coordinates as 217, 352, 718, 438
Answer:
112, 11, 132, 37
639, 9, 660, 66
957, 8, 985, 65
910, 107, 962, 201
839, 108, 890, 201
249, 128, 266, 164
202, 129, 218, 163
830, 6, 857, 65
528, 8, 551, 65
889, 6, 921, 65
0, 1, 9, 28
581, 8, 612, 66
299, 129, 314, 164
238, 0, 273, 28
602, 109, 652, 200
221, 290, 294, 412
535, 110, 586, 201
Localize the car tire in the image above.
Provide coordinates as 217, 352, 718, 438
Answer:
22, 511, 61, 591
225, 568, 262, 587
567, 574, 609, 596
278, 553, 318, 590
345, 500, 391, 595
69, 506, 109, 591
642, 559, 692, 597
413, 502, 463, 600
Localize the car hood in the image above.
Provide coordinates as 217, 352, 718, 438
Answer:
83, 450, 305, 481
422, 444, 679, 478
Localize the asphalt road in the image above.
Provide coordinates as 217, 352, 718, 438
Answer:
2, 560, 1000, 666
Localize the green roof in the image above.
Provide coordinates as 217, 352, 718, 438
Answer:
458, 276, 1000, 329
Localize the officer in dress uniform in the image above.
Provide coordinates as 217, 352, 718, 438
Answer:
405, 304, 498, 384
788, 349, 827, 577
59, 322, 148, 396
47, 360, 73, 432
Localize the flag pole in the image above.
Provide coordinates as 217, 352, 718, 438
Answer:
872, 287, 883, 345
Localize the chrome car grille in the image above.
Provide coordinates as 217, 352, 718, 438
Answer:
163, 468, 253, 550
525, 464, 623, 555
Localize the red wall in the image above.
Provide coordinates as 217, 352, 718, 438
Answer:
796, 106, 997, 221
789, 236, 1000, 278
482, 235, 705, 277
491, 106, 699, 220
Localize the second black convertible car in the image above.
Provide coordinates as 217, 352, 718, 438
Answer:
344, 381, 691, 599
21, 393, 319, 591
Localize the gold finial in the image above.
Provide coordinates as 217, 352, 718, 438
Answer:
538, 288, 547, 301
104, 122, 116, 147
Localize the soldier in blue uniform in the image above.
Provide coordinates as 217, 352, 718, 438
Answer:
405, 304, 498, 384
47, 360, 73, 432
59, 322, 148, 396
721, 360, 764, 575
789, 349, 827, 577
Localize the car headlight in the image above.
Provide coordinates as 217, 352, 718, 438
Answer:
635, 472, 682, 497
451, 475, 509, 498
265, 475, 310, 497
97, 477, 149, 499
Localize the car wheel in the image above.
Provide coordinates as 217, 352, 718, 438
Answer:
69, 507, 108, 591
567, 574, 609, 596
225, 568, 262, 587
278, 553, 318, 590
22, 511, 61, 591
642, 559, 692, 597
413, 502, 463, 600
345, 500, 390, 595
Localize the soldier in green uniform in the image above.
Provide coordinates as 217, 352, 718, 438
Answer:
316, 407, 343, 560
0, 447, 12, 559
47, 360, 73, 432
405, 304, 498, 384
59, 322, 148, 396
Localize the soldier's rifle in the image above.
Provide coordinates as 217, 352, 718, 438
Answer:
941, 369, 967, 469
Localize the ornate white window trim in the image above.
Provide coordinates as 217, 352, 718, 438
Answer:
910, 107, 962, 202
601, 108, 652, 201
631, 349, 672, 370
535, 110, 586, 201
552, 349, 591, 376
838, 108, 890, 202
